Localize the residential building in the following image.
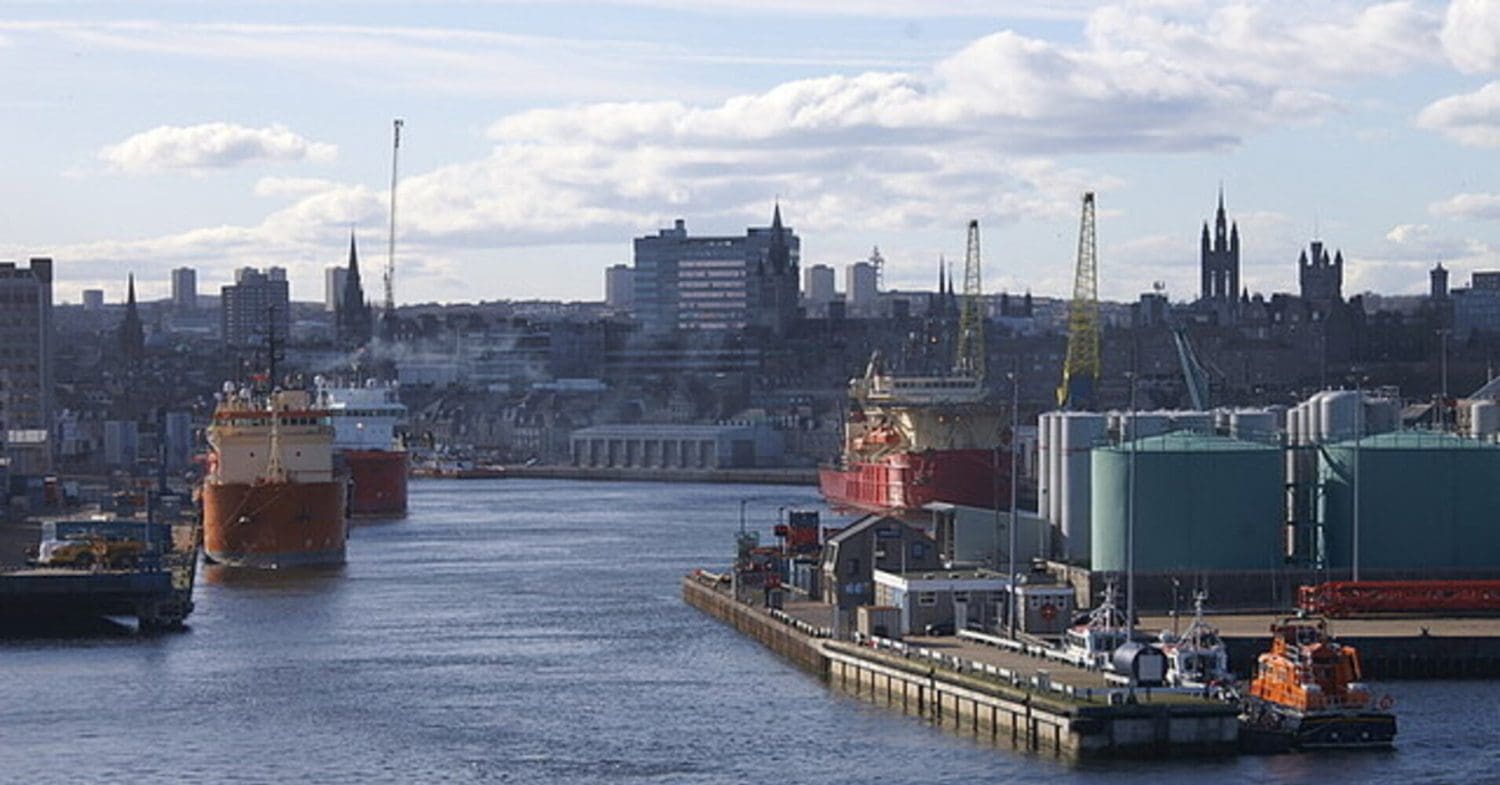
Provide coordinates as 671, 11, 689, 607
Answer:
605, 263, 634, 310
82, 289, 103, 310
325, 266, 348, 312
0, 258, 55, 472
171, 267, 196, 311
221, 266, 290, 348
846, 260, 878, 316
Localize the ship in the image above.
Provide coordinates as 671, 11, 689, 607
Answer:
1157, 592, 1233, 691
316, 378, 409, 517
818, 353, 1010, 513
1239, 615, 1397, 750
202, 385, 348, 568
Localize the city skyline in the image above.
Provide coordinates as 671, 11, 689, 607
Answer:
2, 1, 1497, 306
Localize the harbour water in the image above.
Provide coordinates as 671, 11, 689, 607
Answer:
0, 479, 1496, 784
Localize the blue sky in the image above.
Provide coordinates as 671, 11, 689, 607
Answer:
1, 1, 1497, 307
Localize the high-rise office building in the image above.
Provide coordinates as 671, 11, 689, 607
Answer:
605, 263, 634, 310
325, 266, 348, 312
0, 258, 54, 472
632, 205, 800, 333
171, 267, 197, 311
222, 267, 291, 348
82, 289, 104, 310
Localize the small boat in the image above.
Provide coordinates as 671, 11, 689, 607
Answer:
1158, 592, 1233, 691
1062, 582, 1130, 669
1239, 615, 1397, 750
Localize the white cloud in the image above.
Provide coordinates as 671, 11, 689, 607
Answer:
1417, 81, 1500, 147
254, 176, 342, 199
1430, 192, 1500, 220
99, 123, 337, 174
1442, 0, 1500, 74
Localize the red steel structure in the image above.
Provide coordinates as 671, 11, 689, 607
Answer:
1299, 580, 1500, 617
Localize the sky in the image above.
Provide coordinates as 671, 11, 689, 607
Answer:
1, 0, 1498, 307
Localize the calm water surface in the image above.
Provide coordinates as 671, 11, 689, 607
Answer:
1, 479, 1497, 784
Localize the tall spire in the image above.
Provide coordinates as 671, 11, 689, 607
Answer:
347, 226, 360, 275
119, 273, 145, 362
771, 200, 783, 233
126, 273, 137, 306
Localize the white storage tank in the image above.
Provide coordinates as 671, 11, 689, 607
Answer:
1320, 390, 1361, 443
1044, 411, 1056, 522
1363, 397, 1400, 436
1307, 393, 1325, 445
1047, 412, 1064, 525
1058, 412, 1106, 563
1472, 400, 1500, 440
1117, 411, 1171, 441
1230, 409, 1278, 442
1168, 410, 1214, 435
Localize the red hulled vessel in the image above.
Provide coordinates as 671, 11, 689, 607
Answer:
317, 378, 409, 517
819, 355, 1010, 513
203, 387, 348, 568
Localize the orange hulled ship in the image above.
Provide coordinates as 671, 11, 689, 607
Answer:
1239, 615, 1397, 750
316, 378, 409, 517
203, 386, 348, 568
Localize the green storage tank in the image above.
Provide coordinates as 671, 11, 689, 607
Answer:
1091, 432, 1283, 573
1320, 431, 1500, 571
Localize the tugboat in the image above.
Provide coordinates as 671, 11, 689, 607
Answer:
1158, 592, 1233, 691
1239, 615, 1397, 750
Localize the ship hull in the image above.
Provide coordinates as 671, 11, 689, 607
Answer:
203, 481, 347, 568
819, 449, 1005, 513
344, 449, 408, 517
1240, 700, 1397, 750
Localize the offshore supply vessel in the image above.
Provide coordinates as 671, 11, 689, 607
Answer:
818, 354, 1010, 513
316, 378, 409, 517
1239, 615, 1397, 750
202, 385, 348, 568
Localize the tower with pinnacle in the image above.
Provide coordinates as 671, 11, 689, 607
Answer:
1200, 188, 1241, 314
337, 231, 374, 347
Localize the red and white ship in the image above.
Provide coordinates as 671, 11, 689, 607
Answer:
316, 378, 409, 517
819, 356, 1010, 513
203, 387, 347, 568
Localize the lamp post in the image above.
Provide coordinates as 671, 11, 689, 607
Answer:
1125, 369, 1138, 647
1006, 363, 1021, 640
1437, 328, 1451, 432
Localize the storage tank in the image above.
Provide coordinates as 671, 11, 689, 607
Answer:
1036, 412, 1052, 520
1168, 410, 1213, 435
1363, 398, 1399, 435
1059, 412, 1106, 563
1115, 411, 1171, 441
1471, 401, 1500, 440
1319, 432, 1500, 571
1090, 432, 1284, 573
1307, 393, 1325, 444
1047, 412, 1064, 525
1230, 409, 1278, 443
1319, 391, 1361, 442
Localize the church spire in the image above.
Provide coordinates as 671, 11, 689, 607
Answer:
119, 272, 145, 362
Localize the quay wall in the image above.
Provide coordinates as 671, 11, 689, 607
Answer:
683, 575, 1239, 760
506, 466, 818, 486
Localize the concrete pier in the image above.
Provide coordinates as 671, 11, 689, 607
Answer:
683, 574, 1239, 760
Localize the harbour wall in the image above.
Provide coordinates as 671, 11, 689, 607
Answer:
683, 574, 1239, 760
1225, 633, 1500, 679
505, 466, 819, 486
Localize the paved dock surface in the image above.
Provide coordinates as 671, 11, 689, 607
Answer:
1140, 613, 1500, 638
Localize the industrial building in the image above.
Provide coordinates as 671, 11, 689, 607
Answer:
568, 423, 784, 470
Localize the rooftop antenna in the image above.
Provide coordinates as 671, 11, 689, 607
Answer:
384, 118, 403, 319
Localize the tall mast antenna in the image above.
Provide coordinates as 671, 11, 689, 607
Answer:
385, 118, 403, 318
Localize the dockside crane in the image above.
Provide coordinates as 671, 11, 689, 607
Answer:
382, 118, 403, 334
955, 219, 985, 380
1058, 192, 1100, 409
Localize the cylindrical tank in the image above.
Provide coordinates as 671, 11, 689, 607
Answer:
1307, 393, 1325, 445
1169, 410, 1213, 435
1472, 401, 1500, 440
1059, 412, 1106, 563
1037, 412, 1052, 519
1118, 411, 1170, 441
1319, 432, 1500, 571
1090, 432, 1283, 573
1230, 409, 1278, 443
1213, 408, 1232, 436
1047, 412, 1064, 525
1363, 398, 1399, 435
1320, 390, 1361, 442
